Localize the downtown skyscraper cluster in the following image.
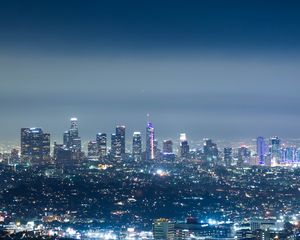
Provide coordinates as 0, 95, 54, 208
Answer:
10, 117, 300, 168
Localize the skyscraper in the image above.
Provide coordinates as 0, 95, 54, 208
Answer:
111, 133, 122, 161
53, 142, 72, 167
203, 138, 218, 162
163, 140, 173, 153
237, 146, 251, 166
257, 136, 266, 165
270, 136, 281, 162
96, 133, 107, 159
162, 139, 175, 161
21, 127, 50, 165
88, 141, 98, 158
10, 149, 19, 165
179, 133, 190, 159
146, 122, 155, 160
132, 132, 142, 161
116, 125, 126, 155
42, 133, 51, 163
224, 147, 232, 166
63, 118, 82, 158
63, 131, 70, 147
69, 117, 79, 139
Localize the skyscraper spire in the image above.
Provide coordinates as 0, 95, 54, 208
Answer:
146, 116, 155, 160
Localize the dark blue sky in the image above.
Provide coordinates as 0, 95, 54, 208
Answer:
1, 0, 300, 142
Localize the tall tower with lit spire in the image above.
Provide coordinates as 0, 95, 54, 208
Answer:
146, 114, 155, 160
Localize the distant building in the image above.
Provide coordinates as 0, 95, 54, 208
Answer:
162, 139, 175, 161
116, 125, 126, 155
21, 127, 50, 165
87, 141, 98, 158
179, 133, 190, 159
132, 132, 142, 161
249, 218, 276, 231
224, 147, 232, 166
257, 136, 266, 165
237, 146, 251, 166
153, 218, 175, 240
10, 148, 19, 165
163, 140, 173, 153
96, 133, 107, 159
146, 121, 155, 160
175, 221, 233, 239
111, 133, 122, 161
270, 136, 280, 162
42, 133, 51, 162
53, 142, 72, 167
63, 118, 82, 155
203, 138, 218, 162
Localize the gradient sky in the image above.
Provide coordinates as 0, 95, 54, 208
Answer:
1, 0, 300, 143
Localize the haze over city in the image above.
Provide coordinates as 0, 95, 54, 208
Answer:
1, 1, 300, 141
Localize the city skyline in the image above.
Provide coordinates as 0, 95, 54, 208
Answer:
2, 115, 300, 145
2, 1, 300, 239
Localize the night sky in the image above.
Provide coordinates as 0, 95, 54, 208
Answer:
1, 0, 300, 142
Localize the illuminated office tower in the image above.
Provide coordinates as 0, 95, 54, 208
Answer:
154, 139, 162, 160
53, 142, 72, 167
153, 218, 175, 240
270, 136, 281, 162
116, 125, 126, 155
132, 132, 142, 161
21, 127, 50, 165
63, 131, 70, 147
72, 138, 81, 154
286, 147, 296, 163
280, 148, 287, 162
96, 133, 107, 159
88, 141, 98, 158
63, 117, 81, 155
163, 140, 173, 153
180, 133, 190, 159
146, 121, 155, 160
162, 139, 175, 161
237, 146, 251, 166
21, 128, 31, 159
10, 149, 19, 165
69, 117, 79, 139
111, 133, 122, 161
257, 136, 266, 164
42, 133, 51, 163
224, 147, 232, 166
203, 138, 218, 162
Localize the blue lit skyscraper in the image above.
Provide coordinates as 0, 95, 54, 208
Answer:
146, 121, 155, 160
270, 136, 281, 162
257, 136, 266, 165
